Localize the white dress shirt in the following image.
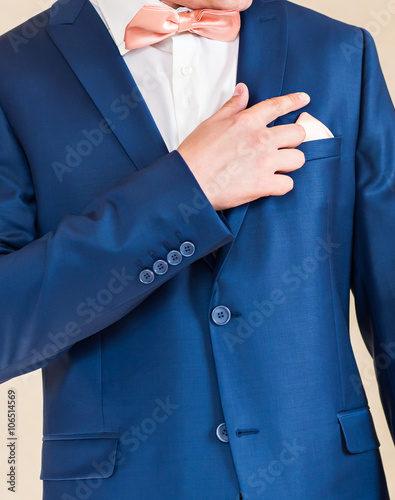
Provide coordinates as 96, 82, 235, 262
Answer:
89, 0, 239, 152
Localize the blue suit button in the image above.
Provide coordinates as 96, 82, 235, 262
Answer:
139, 269, 155, 284
167, 250, 183, 266
180, 241, 195, 257
216, 423, 229, 443
211, 306, 231, 325
153, 259, 169, 275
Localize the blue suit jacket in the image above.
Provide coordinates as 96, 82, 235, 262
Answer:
0, 0, 394, 498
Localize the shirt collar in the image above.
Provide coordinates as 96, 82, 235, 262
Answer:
90, 0, 192, 55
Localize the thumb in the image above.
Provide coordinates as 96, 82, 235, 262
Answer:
216, 83, 249, 119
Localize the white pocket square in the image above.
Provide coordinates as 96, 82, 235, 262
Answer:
295, 112, 334, 142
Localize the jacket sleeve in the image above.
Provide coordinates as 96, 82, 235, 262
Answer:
0, 105, 233, 383
351, 28, 395, 444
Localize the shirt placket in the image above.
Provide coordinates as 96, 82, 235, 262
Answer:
171, 32, 200, 147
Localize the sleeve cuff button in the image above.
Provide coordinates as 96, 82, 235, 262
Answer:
167, 250, 183, 266
139, 269, 155, 284
153, 259, 169, 275
180, 241, 195, 257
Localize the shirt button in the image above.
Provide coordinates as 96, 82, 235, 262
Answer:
180, 241, 195, 257
180, 65, 193, 76
182, 96, 192, 107
153, 259, 169, 275
167, 250, 183, 266
216, 423, 229, 443
139, 269, 155, 284
211, 306, 232, 326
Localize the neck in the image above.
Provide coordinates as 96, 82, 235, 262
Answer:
160, 0, 182, 8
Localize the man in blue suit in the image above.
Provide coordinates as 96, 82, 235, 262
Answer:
0, 0, 394, 498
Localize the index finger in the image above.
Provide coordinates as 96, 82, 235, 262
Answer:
247, 92, 311, 126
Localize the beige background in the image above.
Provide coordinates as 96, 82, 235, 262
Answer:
0, 0, 394, 498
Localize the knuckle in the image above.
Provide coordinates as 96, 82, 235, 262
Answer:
289, 93, 300, 106
255, 128, 273, 152
263, 126, 274, 141
268, 97, 282, 115
223, 99, 237, 112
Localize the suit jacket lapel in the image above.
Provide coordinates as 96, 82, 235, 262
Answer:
46, 0, 219, 270
46, 0, 169, 171
213, 0, 289, 280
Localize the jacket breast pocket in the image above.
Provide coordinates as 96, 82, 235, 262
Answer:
296, 136, 342, 162
40, 433, 119, 481
278, 136, 343, 210
337, 406, 380, 454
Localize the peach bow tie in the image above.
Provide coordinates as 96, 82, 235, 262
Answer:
124, 5, 241, 50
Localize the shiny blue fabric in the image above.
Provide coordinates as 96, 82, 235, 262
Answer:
0, 0, 394, 498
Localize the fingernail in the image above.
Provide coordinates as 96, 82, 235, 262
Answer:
233, 83, 243, 97
298, 92, 310, 103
